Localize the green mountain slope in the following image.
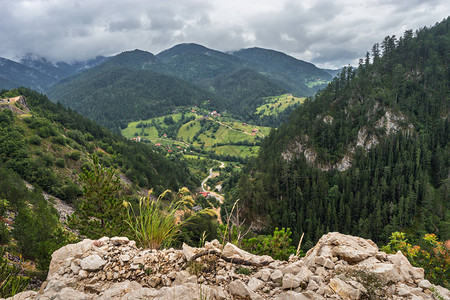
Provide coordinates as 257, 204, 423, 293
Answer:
0, 57, 55, 92
156, 43, 243, 82
231, 18, 450, 246
231, 47, 332, 95
47, 52, 226, 131
201, 68, 288, 118
0, 87, 197, 199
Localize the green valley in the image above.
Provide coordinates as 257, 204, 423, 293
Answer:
121, 107, 271, 159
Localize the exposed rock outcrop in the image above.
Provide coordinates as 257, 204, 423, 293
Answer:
4, 232, 449, 300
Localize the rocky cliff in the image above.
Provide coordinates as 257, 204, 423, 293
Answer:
4, 233, 449, 300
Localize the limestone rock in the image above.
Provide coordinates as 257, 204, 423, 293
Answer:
248, 277, 264, 291
55, 287, 88, 300
387, 251, 424, 282
282, 273, 301, 289
418, 279, 431, 289
329, 277, 361, 300
271, 269, 283, 283
11, 233, 445, 300
275, 291, 311, 300
80, 254, 107, 271
110, 236, 129, 245
228, 280, 261, 300
304, 232, 378, 265
48, 239, 94, 277
182, 242, 197, 261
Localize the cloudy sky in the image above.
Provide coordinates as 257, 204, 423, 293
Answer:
0, 0, 448, 69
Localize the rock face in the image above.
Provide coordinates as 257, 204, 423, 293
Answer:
4, 232, 449, 300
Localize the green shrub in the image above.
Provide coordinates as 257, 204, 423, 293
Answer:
0, 199, 9, 244
51, 136, 66, 146
235, 267, 252, 275
28, 135, 42, 146
66, 151, 81, 161
241, 228, 296, 261
12, 192, 69, 271
55, 158, 65, 168
0, 247, 29, 298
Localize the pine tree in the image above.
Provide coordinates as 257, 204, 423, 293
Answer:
68, 154, 128, 238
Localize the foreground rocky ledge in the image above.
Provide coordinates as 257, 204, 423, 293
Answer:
4, 232, 450, 299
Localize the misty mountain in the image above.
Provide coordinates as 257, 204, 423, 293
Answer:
231, 47, 332, 95
47, 51, 226, 131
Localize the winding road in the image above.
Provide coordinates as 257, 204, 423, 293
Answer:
201, 161, 225, 203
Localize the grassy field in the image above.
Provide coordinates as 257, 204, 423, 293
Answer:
212, 145, 260, 157
305, 79, 329, 88
121, 110, 270, 159
255, 93, 305, 116
121, 112, 195, 139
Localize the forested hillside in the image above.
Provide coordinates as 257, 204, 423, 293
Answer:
231, 18, 449, 248
47, 59, 225, 131
0, 88, 196, 197
201, 68, 288, 119
232, 47, 332, 95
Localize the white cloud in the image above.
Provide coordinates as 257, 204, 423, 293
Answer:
0, 0, 448, 68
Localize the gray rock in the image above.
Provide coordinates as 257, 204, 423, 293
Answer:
275, 291, 311, 300
182, 243, 197, 260
248, 277, 264, 291
80, 254, 107, 271
397, 286, 411, 296
110, 236, 129, 245
97, 280, 142, 299
387, 251, 424, 282
329, 278, 361, 300
260, 268, 271, 282
55, 287, 88, 300
282, 273, 301, 290
228, 279, 261, 299
306, 279, 320, 291
271, 269, 283, 283
48, 239, 94, 277
418, 279, 432, 289
297, 266, 313, 285
5, 290, 37, 300
119, 254, 130, 262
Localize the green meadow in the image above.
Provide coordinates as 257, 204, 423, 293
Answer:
255, 93, 305, 116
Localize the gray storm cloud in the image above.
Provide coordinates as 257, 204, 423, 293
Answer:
0, 0, 448, 68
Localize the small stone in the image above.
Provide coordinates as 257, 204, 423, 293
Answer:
306, 279, 319, 291
397, 287, 411, 296
106, 271, 113, 280
282, 273, 301, 290
275, 291, 311, 300
260, 268, 271, 282
56, 287, 88, 300
248, 277, 264, 291
78, 270, 88, 279
228, 280, 257, 299
182, 243, 197, 260
110, 237, 129, 245
120, 254, 130, 262
133, 256, 144, 265
418, 279, 431, 289
271, 269, 283, 283
70, 263, 81, 275
80, 255, 107, 271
